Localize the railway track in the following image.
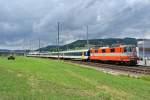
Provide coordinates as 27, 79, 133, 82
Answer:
66, 60, 150, 75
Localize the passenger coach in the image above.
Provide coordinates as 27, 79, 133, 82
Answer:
49, 49, 89, 60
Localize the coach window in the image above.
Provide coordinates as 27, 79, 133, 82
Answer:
102, 49, 105, 53
110, 48, 115, 53
77, 52, 82, 56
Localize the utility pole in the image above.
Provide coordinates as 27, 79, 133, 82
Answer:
55, 38, 57, 52
22, 39, 25, 56
101, 41, 103, 47
39, 38, 41, 53
86, 25, 89, 49
143, 34, 145, 66
57, 22, 60, 60
29, 40, 31, 51
66, 44, 69, 51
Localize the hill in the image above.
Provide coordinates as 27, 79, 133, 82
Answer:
39, 38, 137, 51
38, 45, 58, 51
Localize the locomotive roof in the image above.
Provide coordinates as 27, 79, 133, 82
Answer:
91, 45, 136, 49
49, 49, 89, 54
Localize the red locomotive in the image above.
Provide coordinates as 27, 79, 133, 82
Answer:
88, 45, 138, 65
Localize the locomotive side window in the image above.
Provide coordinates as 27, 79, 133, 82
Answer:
95, 50, 98, 53
102, 49, 105, 53
98, 49, 102, 53
110, 48, 115, 53
124, 47, 127, 52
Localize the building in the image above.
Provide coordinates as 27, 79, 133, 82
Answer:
137, 40, 150, 66
137, 39, 150, 58
138, 40, 150, 50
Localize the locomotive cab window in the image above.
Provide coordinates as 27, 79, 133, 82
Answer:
124, 47, 127, 52
126, 47, 132, 52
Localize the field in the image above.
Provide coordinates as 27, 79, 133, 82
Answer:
0, 57, 150, 100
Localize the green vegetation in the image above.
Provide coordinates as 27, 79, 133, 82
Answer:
0, 57, 150, 100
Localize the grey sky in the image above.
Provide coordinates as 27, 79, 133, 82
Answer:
0, 0, 150, 49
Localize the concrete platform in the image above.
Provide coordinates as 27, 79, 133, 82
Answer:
138, 59, 150, 66
145, 59, 150, 66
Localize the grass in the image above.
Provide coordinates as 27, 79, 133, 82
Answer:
0, 56, 150, 100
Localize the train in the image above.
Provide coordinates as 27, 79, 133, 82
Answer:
27, 45, 139, 65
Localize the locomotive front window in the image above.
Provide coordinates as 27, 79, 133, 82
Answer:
124, 47, 132, 52
129, 47, 132, 52
127, 47, 132, 52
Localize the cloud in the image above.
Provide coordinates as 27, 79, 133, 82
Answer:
0, 0, 150, 49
